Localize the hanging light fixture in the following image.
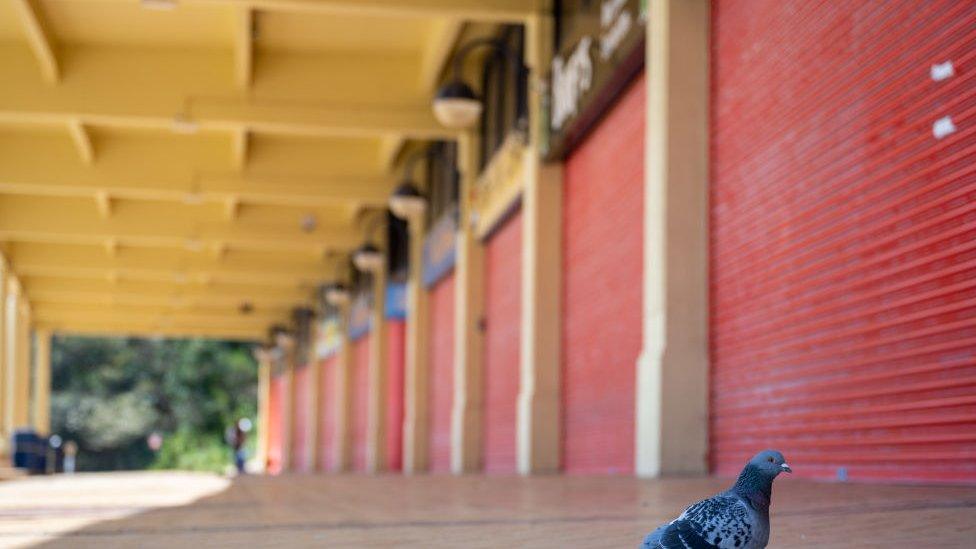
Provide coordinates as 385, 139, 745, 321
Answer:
389, 149, 431, 219
432, 37, 527, 129
324, 282, 350, 306
352, 213, 386, 273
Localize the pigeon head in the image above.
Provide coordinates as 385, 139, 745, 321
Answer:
749, 449, 792, 478
731, 450, 791, 509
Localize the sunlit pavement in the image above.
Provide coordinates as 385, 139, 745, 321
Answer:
0, 472, 974, 548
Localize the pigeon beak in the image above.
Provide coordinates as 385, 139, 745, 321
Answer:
781, 463, 792, 473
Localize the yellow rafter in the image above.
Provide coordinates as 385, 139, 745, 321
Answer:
11, 0, 59, 83
234, 7, 254, 90
67, 119, 95, 164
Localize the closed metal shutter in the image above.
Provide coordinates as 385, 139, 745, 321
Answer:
267, 374, 285, 475
386, 320, 406, 472
561, 72, 645, 475
711, 0, 976, 483
291, 364, 312, 473
428, 273, 455, 473
318, 355, 338, 472
352, 335, 370, 472
483, 211, 522, 474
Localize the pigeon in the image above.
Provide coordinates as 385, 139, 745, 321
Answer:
640, 450, 791, 549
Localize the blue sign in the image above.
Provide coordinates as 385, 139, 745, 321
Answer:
423, 208, 458, 288
385, 282, 407, 320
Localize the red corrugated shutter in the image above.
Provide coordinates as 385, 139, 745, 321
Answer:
386, 320, 406, 472
711, 0, 976, 483
318, 355, 338, 472
352, 335, 370, 472
267, 374, 285, 475
428, 272, 455, 473
561, 72, 645, 475
483, 211, 522, 474
291, 364, 311, 473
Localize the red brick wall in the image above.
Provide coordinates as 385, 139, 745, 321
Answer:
711, 0, 976, 483
561, 71, 645, 475
428, 272, 455, 473
267, 374, 285, 475
386, 320, 406, 472
483, 211, 522, 474
352, 334, 370, 472
291, 364, 311, 473
317, 354, 338, 472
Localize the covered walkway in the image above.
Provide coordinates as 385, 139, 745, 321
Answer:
2, 472, 975, 547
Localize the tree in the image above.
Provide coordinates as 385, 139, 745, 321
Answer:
50, 336, 257, 472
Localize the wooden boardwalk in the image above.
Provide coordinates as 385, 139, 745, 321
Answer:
1, 472, 974, 547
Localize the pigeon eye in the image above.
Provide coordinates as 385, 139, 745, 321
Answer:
767, 457, 774, 463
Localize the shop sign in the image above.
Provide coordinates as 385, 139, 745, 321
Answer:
423, 206, 458, 288
315, 315, 342, 359
546, 0, 645, 159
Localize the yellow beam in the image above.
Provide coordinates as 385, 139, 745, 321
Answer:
0, 195, 360, 253
34, 301, 289, 321
22, 276, 311, 305
0, 131, 395, 207
46, 322, 265, 342
0, 46, 454, 139
87, 0, 538, 22
420, 18, 464, 92
231, 128, 248, 169
234, 8, 254, 90
11, 0, 59, 84
94, 190, 113, 218
7, 242, 334, 285
68, 120, 95, 164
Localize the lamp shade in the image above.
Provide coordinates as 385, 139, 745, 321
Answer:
352, 242, 384, 272
324, 282, 350, 306
433, 80, 482, 129
389, 181, 427, 219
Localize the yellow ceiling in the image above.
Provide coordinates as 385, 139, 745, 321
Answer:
0, 0, 539, 341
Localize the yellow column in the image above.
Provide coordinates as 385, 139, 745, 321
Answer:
334, 301, 353, 472
0, 258, 7, 455
402, 208, 430, 474
32, 329, 51, 435
451, 132, 485, 474
306, 319, 321, 471
10, 283, 31, 431
366, 230, 388, 473
254, 346, 272, 473
278, 334, 296, 472
516, 12, 562, 475
636, 0, 711, 477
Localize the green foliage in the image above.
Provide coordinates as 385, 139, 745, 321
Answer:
50, 336, 257, 472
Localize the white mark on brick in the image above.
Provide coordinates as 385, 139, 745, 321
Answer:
930, 61, 954, 81
933, 116, 956, 139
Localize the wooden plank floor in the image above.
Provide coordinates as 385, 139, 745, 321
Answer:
1, 472, 974, 547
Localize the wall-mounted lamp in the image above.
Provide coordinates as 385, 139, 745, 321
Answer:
352, 213, 386, 273
433, 37, 527, 129
389, 149, 431, 220
323, 282, 350, 306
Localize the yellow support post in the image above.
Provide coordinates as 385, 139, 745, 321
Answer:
9, 283, 31, 431
0, 257, 7, 456
32, 329, 51, 435
450, 132, 485, 474
636, 0, 711, 477
366, 230, 388, 474
401, 205, 429, 474
334, 300, 353, 472
306, 319, 321, 471
254, 347, 273, 473
516, 12, 562, 476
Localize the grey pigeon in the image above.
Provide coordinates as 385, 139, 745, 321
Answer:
640, 450, 791, 549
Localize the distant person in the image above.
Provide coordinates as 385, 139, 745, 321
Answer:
63, 440, 78, 474
226, 418, 251, 474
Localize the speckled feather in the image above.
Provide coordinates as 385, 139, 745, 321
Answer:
641, 493, 767, 549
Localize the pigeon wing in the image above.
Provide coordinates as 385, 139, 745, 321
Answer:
642, 495, 756, 549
